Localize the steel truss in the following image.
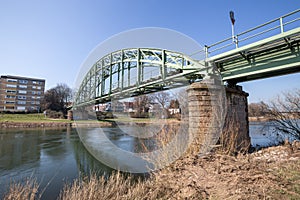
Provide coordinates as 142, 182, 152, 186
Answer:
74, 48, 211, 107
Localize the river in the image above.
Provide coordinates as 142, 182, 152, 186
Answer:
0, 122, 287, 199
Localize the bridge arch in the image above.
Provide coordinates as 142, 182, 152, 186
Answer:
74, 48, 212, 107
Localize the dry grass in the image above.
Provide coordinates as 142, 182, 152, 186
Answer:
3, 179, 38, 200
59, 172, 144, 200
267, 159, 300, 199
219, 115, 250, 155
138, 121, 190, 171
59, 169, 207, 200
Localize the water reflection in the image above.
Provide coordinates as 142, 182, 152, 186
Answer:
249, 121, 299, 148
71, 130, 113, 178
0, 127, 113, 200
0, 129, 40, 170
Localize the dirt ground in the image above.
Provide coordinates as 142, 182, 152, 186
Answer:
148, 141, 300, 200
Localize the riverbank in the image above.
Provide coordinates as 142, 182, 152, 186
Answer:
249, 116, 270, 122
56, 141, 300, 199
0, 121, 72, 128
3, 141, 300, 200
0, 113, 182, 128
0, 121, 118, 128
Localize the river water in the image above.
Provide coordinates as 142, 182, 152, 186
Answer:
0, 122, 287, 199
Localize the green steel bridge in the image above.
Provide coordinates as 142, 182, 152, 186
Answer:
74, 9, 300, 107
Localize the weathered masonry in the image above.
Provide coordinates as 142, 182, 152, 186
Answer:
187, 80, 250, 154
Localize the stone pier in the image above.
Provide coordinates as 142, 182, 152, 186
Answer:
222, 86, 251, 153
67, 110, 73, 120
187, 81, 250, 154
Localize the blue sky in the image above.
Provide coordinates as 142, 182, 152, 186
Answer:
0, 1, 299, 102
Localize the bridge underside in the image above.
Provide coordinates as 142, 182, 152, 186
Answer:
210, 28, 300, 83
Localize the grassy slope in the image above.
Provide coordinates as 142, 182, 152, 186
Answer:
0, 113, 71, 123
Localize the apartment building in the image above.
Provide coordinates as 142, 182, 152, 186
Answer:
0, 75, 45, 112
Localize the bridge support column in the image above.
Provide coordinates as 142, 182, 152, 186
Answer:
187, 79, 223, 154
187, 81, 250, 155
73, 109, 89, 120
67, 110, 73, 120
222, 85, 251, 153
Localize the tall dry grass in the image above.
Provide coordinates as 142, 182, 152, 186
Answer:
137, 121, 190, 171
59, 172, 145, 200
3, 179, 38, 200
59, 170, 192, 200
220, 111, 250, 155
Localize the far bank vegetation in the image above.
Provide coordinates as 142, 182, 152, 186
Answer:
41, 83, 73, 119
248, 88, 300, 140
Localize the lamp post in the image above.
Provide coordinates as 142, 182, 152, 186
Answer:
230, 11, 237, 48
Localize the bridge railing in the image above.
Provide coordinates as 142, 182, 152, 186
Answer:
195, 9, 300, 59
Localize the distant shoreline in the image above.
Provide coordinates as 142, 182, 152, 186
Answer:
1, 116, 288, 128
0, 120, 118, 128
0, 121, 72, 128
0, 119, 182, 128
249, 116, 270, 122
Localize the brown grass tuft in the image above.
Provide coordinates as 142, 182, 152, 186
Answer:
3, 179, 38, 200
58, 172, 151, 200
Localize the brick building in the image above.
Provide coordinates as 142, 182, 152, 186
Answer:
0, 75, 45, 112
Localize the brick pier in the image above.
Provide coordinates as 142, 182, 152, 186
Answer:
187, 80, 250, 154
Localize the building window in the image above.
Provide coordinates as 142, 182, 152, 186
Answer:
18, 96, 26, 100
5, 95, 15, 99
7, 84, 17, 88
5, 106, 15, 110
19, 90, 27, 94
32, 91, 36, 95
17, 106, 26, 110
19, 85, 27, 89
5, 101, 15, 104
37, 91, 42, 95
19, 80, 28, 84
7, 79, 17, 82
17, 101, 26, 105
32, 86, 42, 90
36, 101, 40, 105
32, 81, 43, 85
31, 101, 35, 105
6, 90, 16, 94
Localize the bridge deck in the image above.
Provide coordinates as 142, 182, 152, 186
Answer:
209, 28, 300, 82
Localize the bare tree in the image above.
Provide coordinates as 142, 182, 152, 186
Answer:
55, 83, 73, 105
169, 99, 179, 108
132, 95, 150, 118
149, 91, 171, 118
41, 83, 73, 115
248, 102, 268, 117
266, 89, 300, 140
